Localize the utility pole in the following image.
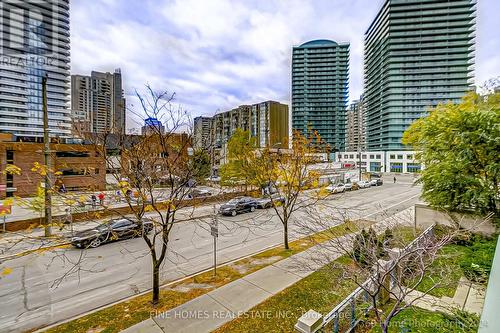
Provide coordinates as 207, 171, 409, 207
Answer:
42, 74, 52, 237
358, 148, 362, 182
211, 210, 218, 278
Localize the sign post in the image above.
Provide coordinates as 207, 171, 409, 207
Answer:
210, 217, 218, 277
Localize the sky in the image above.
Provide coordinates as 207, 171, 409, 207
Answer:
70, 0, 500, 131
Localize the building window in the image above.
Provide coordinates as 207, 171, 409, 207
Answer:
407, 163, 421, 173
349, 154, 354, 159
390, 163, 403, 172
95, 168, 99, 174
362, 155, 367, 159
370, 162, 381, 172
390, 154, 395, 159
369, 154, 374, 159
407, 154, 413, 160
6, 150, 14, 164
55, 151, 90, 157
60, 169, 86, 176
397, 155, 403, 160
376, 154, 381, 159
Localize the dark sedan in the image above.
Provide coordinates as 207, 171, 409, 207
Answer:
219, 197, 258, 216
71, 218, 154, 248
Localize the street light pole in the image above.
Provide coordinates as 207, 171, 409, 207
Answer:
42, 74, 52, 237
358, 148, 362, 182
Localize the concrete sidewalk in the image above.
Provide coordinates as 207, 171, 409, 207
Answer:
122, 208, 414, 333
401, 277, 485, 315
122, 246, 325, 333
1, 186, 225, 224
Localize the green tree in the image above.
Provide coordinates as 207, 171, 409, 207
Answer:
191, 149, 211, 182
402, 92, 500, 217
219, 128, 257, 189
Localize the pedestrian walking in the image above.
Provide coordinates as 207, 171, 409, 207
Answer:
91, 194, 97, 209
393, 176, 397, 183
98, 192, 105, 205
60, 208, 73, 231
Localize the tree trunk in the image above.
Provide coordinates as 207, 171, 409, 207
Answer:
283, 222, 289, 250
152, 262, 160, 305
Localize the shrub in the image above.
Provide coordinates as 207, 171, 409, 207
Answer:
459, 235, 497, 283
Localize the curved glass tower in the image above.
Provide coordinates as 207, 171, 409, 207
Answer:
0, 0, 71, 138
364, 0, 476, 150
292, 39, 349, 151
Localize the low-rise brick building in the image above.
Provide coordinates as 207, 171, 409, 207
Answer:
0, 134, 106, 198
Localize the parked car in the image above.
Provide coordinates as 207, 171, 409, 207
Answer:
71, 218, 153, 248
355, 180, 371, 189
219, 197, 258, 216
256, 193, 285, 209
370, 178, 383, 186
344, 183, 354, 191
326, 183, 346, 194
186, 189, 212, 199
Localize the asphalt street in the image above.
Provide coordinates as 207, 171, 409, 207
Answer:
0, 180, 421, 333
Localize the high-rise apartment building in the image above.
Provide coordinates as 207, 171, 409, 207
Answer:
193, 116, 212, 149
210, 101, 289, 174
292, 39, 349, 151
364, 0, 476, 150
346, 98, 366, 152
0, 0, 71, 138
251, 101, 289, 148
71, 69, 126, 135
211, 101, 289, 150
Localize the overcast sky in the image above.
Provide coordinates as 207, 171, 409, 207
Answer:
70, 0, 500, 131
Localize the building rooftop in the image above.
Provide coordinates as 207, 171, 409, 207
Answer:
296, 39, 349, 48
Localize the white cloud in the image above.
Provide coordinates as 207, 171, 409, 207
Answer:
70, 0, 500, 131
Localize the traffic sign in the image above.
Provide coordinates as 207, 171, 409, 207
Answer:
211, 225, 218, 237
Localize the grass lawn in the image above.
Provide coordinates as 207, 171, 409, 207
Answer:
213, 256, 364, 333
415, 235, 497, 298
414, 244, 469, 297
45, 220, 368, 333
366, 307, 479, 333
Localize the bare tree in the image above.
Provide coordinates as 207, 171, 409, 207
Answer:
252, 130, 331, 249
86, 86, 205, 305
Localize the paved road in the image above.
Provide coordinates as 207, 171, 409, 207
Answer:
0, 181, 421, 332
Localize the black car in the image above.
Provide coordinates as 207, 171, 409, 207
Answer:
219, 197, 258, 216
71, 218, 153, 248
256, 194, 285, 209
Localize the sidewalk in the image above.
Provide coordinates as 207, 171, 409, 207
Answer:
400, 277, 485, 315
1, 186, 225, 224
122, 208, 414, 333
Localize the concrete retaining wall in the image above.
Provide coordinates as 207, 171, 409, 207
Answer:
414, 203, 497, 235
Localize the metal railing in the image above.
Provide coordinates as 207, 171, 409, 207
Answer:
320, 225, 435, 333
